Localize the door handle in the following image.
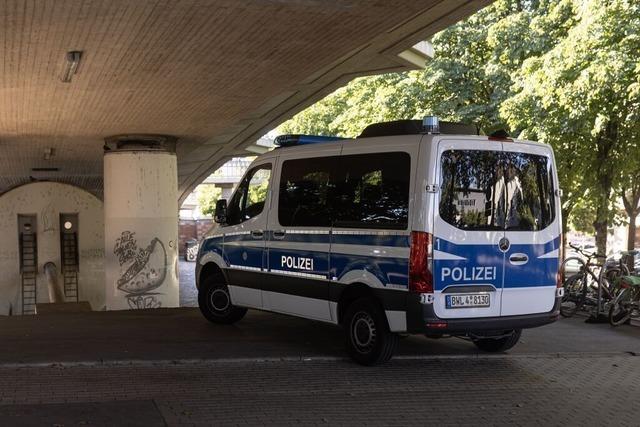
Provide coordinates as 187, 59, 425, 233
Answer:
509, 253, 529, 265
272, 230, 286, 240
251, 230, 264, 239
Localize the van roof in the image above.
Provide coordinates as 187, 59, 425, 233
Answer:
253, 134, 552, 167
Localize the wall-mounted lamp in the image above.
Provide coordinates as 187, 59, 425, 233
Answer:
61, 51, 82, 83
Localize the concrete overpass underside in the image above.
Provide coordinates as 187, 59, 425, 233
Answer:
0, 0, 490, 202
0, 0, 491, 314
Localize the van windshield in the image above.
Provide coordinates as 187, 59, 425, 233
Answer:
439, 149, 555, 231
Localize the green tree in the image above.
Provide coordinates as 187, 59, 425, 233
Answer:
197, 185, 222, 217
502, 0, 640, 255
248, 181, 268, 206
280, 0, 573, 137
279, 72, 427, 138
617, 132, 640, 250
279, 0, 640, 257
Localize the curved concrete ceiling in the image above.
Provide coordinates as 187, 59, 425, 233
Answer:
0, 0, 492, 202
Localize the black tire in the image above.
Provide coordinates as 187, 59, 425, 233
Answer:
198, 275, 247, 324
344, 297, 398, 366
609, 288, 632, 327
560, 274, 587, 318
473, 329, 522, 352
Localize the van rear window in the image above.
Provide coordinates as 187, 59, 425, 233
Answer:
439, 150, 555, 231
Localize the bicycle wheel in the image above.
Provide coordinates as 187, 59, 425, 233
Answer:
597, 266, 624, 307
609, 288, 632, 326
561, 273, 587, 318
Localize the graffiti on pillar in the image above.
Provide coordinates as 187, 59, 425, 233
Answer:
113, 231, 167, 309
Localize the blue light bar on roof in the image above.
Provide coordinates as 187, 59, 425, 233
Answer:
274, 134, 344, 147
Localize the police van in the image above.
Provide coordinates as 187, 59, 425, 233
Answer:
195, 117, 563, 365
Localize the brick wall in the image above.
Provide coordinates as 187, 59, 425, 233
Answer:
178, 219, 214, 255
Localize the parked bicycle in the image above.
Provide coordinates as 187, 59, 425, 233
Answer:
608, 250, 640, 326
560, 245, 628, 318
609, 273, 640, 326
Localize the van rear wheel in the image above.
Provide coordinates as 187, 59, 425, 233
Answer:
344, 297, 398, 366
198, 276, 247, 325
472, 329, 521, 352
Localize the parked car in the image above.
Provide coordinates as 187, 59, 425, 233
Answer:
184, 239, 199, 262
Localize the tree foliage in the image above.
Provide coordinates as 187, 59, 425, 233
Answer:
197, 185, 222, 217
503, 0, 640, 254
278, 0, 640, 254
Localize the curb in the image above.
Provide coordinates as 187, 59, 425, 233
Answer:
0, 351, 636, 369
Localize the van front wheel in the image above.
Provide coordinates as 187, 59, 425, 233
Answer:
344, 297, 398, 366
472, 329, 522, 352
198, 277, 247, 325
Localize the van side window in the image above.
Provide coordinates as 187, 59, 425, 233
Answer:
334, 152, 410, 230
278, 157, 338, 227
226, 164, 271, 226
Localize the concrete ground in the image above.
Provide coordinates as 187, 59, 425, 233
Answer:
179, 260, 198, 308
0, 261, 638, 425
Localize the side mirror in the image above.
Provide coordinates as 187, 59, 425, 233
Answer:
214, 199, 227, 224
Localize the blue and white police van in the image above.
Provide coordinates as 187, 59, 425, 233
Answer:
195, 117, 563, 365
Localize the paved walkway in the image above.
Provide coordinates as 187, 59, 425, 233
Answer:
0, 261, 637, 425
1, 309, 639, 425
0, 355, 638, 426
179, 260, 198, 308
1, 307, 640, 365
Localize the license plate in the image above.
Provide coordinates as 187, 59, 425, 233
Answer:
445, 294, 490, 309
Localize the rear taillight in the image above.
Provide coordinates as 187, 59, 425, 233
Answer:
409, 231, 433, 293
557, 234, 564, 288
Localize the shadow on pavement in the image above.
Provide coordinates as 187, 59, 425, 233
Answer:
0, 307, 639, 365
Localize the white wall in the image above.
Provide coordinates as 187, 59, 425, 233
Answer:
0, 182, 105, 314
104, 151, 179, 310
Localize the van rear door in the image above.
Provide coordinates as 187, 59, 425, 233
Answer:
500, 143, 559, 316
432, 139, 505, 319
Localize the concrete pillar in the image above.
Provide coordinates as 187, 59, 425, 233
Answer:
104, 149, 179, 310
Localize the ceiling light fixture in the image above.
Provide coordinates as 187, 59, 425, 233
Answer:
60, 51, 82, 83
31, 167, 59, 172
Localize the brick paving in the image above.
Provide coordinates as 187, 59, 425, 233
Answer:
0, 261, 637, 425
0, 355, 638, 426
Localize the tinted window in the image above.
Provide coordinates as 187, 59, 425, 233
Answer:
226, 164, 271, 226
334, 152, 410, 230
439, 150, 554, 231
278, 157, 338, 227
504, 152, 555, 231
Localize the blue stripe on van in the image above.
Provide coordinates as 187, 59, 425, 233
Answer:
434, 236, 560, 290
330, 253, 409, 288
200, 237, 224, 262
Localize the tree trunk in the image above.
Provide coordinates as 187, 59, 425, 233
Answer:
621, 187, 640, 252
628, 215, 638, 251
591, 121, 618, 258
594, 220, 608, 256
